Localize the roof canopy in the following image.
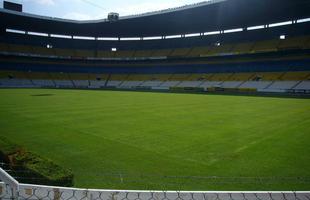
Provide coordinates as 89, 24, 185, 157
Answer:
0, 0, 310, 37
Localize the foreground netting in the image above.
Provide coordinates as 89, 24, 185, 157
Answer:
0, 168, 309, 200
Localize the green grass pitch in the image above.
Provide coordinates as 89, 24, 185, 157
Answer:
0, 88, 310, 191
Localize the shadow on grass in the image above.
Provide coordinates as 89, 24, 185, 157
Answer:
30, 94, 55, 97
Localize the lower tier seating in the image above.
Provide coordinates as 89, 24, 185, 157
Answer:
0, 71, 309, 93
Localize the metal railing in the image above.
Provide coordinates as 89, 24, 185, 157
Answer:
0, 168, 19, 200
0, 167, 309, 200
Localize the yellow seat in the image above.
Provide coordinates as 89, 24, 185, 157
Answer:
54, 48, 74, 57
278, 36, 308, 50
253, 72, 284, 81
280, 71, 310, 81
252, 40, 280, 53
0, 71, 9, 79
187, 46, 211, 57
0, 71, 18, 79
134, 50, 154, 57
8, 44, 33, 54
169, 48, 191, 57
74, 50, 95, 57
109, 74, 129, 81
88, 74, 109, 80
127, 74, 153, 81
208, 44, 234, 55
230, 73, 255, 81
151, 49, 173, 57
69, 73, 90, 80
32, 47, 54, 56
233, 42, 255, 54
0, 43, 9, 52
188, 74, 213, 81
209, 73, 234, 81
27, 72, 51, 80
97, 51, 113, 58
169, 74, 192, 81
50, 72, 70, 80
303, 36, 310, 49
151, 74, 172, 81
114, 50, 135, 58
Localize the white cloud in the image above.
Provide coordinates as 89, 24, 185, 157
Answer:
62, 1, 203, 20
115, 1, 186, 16
29, 0, 56, 6
75, 2, 178, 21
21, 0, 205, 20
62, 12, 92, 20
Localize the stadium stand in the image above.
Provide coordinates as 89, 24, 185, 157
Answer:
0, 33, 310, 59
1, 1, 310, 199
294, 81, 310, 90
134, 50, 153, 58
0, 0, 309, 94
252, 40, 280, 53
3, 68, 310, 93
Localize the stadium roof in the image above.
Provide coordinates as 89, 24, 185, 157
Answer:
0, 0, 310, 37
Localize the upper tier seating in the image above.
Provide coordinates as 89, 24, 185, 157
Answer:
115, 51, 135, 58
170, 48, 191, 57
169, 74, 192, 81
151, 49, 173, 57
232, 43, 255, 54
208, 73, 234, 81
278, 36, 310, 50
187, 46, 211, 57
230, 73, 255, 81
280, 71, 310, 80
1, 35, 309, 59
252, 40, 280, 53
133, 50, 153, 57
50, 72, 70, 80
252, 72, 284, 81
208, 44, 234, 56
127, 74, 153, 81
27, 72, 51, 79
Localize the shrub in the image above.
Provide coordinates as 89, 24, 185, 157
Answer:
0, 136, 74, 187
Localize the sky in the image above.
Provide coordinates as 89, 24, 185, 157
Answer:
0, 0, 205, 20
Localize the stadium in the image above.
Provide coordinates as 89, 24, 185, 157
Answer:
0, 0, 310, 199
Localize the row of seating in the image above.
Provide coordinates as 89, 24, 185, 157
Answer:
0, 36, 310, 58
1, 76, 309, 91
1, 71, 309, 81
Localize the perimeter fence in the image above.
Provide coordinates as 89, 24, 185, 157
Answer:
1, 162, 310, 190
0, 166, 309, 200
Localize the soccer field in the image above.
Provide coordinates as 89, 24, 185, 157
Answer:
0, 88, 310, 191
